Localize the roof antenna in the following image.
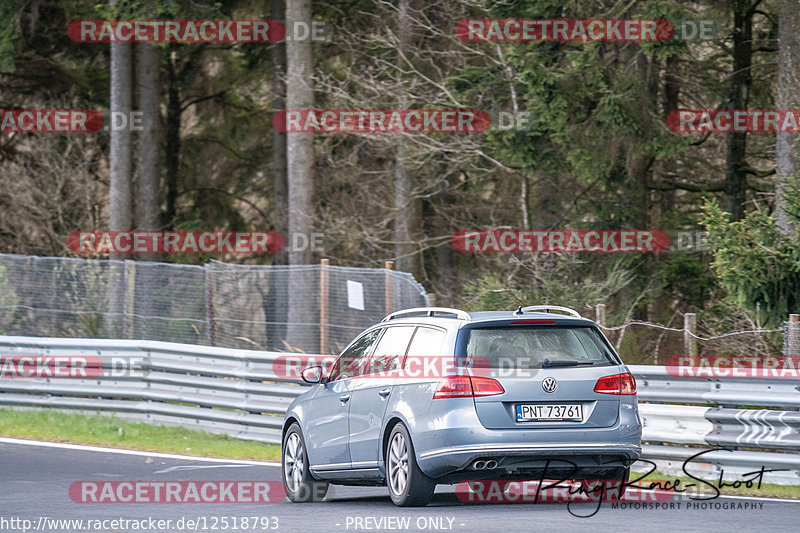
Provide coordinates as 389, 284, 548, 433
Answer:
514, 306, 523, 315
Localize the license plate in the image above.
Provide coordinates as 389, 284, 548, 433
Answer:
515, 404, 583, 421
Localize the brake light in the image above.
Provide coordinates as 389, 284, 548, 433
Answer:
471, 376, 506, 396
593, 373, 636, 395
433, 376, 505, 399
509, 320, 556, 325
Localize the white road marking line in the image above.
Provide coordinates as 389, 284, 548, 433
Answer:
716, 494, 800, 504
154, 464, 258, 474
0, 437, 281, 466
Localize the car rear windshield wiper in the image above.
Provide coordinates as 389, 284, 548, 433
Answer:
541, 359, 595, 368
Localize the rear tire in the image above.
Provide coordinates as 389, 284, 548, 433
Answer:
580, 467, 629, 500
282, 423, 329, 502
385, 423, 435, 506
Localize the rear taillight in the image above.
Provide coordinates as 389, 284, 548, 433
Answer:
593, 372, 636, 395
433, 376, 505, 399
471, 376, 506, 396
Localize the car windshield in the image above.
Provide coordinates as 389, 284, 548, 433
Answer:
460, 326, 616, 369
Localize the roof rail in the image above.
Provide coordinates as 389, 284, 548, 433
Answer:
382, 307, 471, 322
515, 305, 583, 319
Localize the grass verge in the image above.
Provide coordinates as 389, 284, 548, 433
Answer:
0, 408, 281, 461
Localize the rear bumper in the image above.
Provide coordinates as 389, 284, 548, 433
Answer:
418, 443, 640, 481
419, 442, 641, 461
408, 397, 642, 479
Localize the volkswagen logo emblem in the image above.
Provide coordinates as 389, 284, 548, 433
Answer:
542, 377, 557, 393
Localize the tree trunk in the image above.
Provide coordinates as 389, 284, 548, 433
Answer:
267, 0, 288, 347
272, 0, 288, 259
393, 0, 420, 276
776, 0, 800, 236
136, 43, 160, 259
285, 0, 316, 351
109, 38, 133, 235
164, 49, 181, 230
108, 0, 133, 337
725, 1, 755, 221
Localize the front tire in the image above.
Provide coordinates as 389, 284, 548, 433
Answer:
385, 423, 435, 506
282, 423, 329, 502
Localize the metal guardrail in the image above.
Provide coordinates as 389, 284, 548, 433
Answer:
0, 337, 798, 484
629, 364, 800, 484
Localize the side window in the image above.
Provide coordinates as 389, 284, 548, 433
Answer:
404, 327, 447, 366
330, 328, 382, 381
367, 326, 416, 375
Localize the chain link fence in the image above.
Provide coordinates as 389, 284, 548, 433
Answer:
0, 254, 428, 354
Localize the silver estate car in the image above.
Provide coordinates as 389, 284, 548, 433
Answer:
281, 306, 642, 506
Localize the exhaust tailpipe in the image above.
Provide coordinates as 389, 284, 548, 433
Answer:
485, 460, 498, 469
472, 460, 486, 470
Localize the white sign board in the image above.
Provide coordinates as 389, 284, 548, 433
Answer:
346, 280, 365, 310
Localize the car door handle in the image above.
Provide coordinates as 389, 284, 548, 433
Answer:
339, 394, 351, 404
379, 389, 391, 398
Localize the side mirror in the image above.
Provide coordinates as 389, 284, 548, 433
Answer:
301, 365, 324, 384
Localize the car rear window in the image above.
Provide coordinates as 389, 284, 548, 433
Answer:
459, 326, 617, 368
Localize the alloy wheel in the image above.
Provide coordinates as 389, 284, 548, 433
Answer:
388, 432, 409, 495
284, 432, 304, 493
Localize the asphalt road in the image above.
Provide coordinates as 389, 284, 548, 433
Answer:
1, 438, 797, 533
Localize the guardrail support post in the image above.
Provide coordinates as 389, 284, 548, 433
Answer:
320, 258, 330, 354
384, 260, 394, 314
596, 304, 606, 327
684, 313, 697, 357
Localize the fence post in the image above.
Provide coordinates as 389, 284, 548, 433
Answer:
123, 260, 135, 339
596, 304, 606, 327
384, 261, 394, 314
204, 264, 216, 346
684, 313, 697, 357
787, 314, 800, 357
320, 258, 330, 354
